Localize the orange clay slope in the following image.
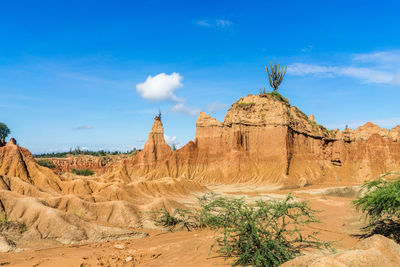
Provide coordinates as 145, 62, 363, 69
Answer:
0, 138, 207, 247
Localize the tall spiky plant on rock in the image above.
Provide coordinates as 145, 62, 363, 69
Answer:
266, 60, 287, 92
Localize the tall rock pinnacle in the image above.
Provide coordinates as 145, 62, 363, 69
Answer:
141, 114, 172, 164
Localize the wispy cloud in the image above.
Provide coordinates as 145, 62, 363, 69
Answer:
288, 50, 400, 85
197, 20, 211, 27
74, 125, 93, 130
170, 102, 200, 117
352, 50, 400, 65
301, 45, 314, 53
206, 101, 229, 113
196, 19, 233, 30
288, 63, 394, 84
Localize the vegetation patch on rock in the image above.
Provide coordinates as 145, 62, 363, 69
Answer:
36, 159, 56, 169
237, 101, 255, 108
72, 168, 94, 176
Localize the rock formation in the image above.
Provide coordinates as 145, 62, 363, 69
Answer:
37, 155, 111, 174
0, 138, 206, 246
107, 114, 172, 182
281, 235, 400, 267
139, 114, 172, 165
111, 94, 400, 186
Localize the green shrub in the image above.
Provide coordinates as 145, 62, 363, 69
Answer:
201, 194, 332, 266
72, 169, 94, 176
36, 159, 56, 169
155, 208, 198, 231
354, 173, 400, 242
155, 193, 333, 266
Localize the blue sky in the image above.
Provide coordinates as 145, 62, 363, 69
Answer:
1, 0, 400, 153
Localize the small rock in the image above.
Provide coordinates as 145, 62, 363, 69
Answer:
125, 256, 133, 262
7, 138, 17, 145
0, 236, 14, 253
298, 177, 307, 188
114, 244, 124, 249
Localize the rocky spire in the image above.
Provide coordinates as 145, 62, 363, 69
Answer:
141, 114, 172, 163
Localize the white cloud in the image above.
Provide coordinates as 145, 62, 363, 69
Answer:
136, 72, 183, 101
136, 72, 202, 117
170, 102, 200, 117
196, 19, 233, 29
74, 125, 93, 130
206, 101, 229, 113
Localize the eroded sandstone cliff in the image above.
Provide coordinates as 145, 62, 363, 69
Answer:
36, 155, 125, 174
112, 94, 400, 186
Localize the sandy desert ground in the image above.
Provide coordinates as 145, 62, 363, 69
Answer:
0, 184, 365, 266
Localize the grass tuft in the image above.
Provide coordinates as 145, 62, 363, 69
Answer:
72, 169, 94, 176
260, 91, 290, 105
0, 214, 8, 228
155, 209, 198, 232
237, 102, 255, 108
